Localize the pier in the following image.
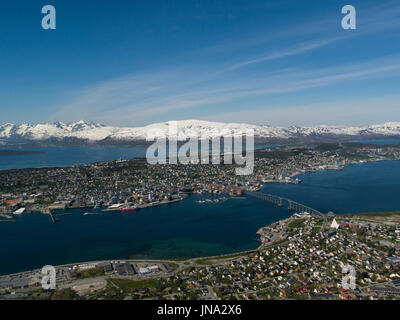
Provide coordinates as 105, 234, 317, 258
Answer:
245, 191, 325, 217
48, 210, 56, 223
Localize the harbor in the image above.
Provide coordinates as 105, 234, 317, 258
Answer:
2, 140, 400, 275
102, 198, 184, 212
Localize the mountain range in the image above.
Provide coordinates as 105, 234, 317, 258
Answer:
1, 120, 400, 145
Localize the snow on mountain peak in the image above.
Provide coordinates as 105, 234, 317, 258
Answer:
1, 119, 400, 142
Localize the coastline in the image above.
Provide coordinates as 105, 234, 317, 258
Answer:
2, 157, 400, 277
1, 185, 400, 278
262, 157, 389, 187
4, 157, 384, 218
0, 209, 300, 279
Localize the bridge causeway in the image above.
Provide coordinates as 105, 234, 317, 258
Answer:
245, 191, 325, 217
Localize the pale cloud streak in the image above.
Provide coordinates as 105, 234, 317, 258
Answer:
227, 38, 338, 71
50, 1, 400, 127
206, 95, 400, 127
223, 0, 400, 73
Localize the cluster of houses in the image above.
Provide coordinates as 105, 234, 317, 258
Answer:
150, 215, 400, 300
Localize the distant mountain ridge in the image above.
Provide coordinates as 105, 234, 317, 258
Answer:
1, 120, 400, 145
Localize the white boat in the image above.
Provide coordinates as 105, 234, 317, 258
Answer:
13, 208, 26, 215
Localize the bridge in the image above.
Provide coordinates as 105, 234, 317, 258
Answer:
245, 191, 325, 217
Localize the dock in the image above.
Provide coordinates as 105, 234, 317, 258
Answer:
102, 198, 184, 212
138, 198, 183, 209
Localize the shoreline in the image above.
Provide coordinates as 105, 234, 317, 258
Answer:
0, 244, 263, 280
2, 159, 400, 277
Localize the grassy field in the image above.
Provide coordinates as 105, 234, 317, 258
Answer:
50, 288, 77, 300
75, 267, 105, 279
287, 218, 306, 231
195, 251, 255, 265
108, 278, 162, 291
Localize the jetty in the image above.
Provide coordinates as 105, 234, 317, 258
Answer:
48, 210, 57, 223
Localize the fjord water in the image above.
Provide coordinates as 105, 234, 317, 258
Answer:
262, 160, 400, 214
351, 139, 400, 145
2, 141, 400, 275
2, 160, 400, 275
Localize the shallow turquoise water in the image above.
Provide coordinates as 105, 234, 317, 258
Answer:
2, 152, 400, 275
0, 194, 289, 275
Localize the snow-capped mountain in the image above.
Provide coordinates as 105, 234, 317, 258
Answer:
1, 120, 400, 144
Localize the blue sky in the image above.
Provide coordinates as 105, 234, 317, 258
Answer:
0, 0, 400, 126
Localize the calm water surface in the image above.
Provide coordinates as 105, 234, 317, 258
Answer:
262, 160, 400, 214
0, 146, 147, 171
2, 146, 400, 275
1, 195, 288, 275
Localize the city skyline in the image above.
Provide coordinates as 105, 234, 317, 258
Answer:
1, 0, 400, 127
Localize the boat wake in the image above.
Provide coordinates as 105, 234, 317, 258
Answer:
83, 212, 100, 216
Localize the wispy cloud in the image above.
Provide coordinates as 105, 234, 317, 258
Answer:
50, 1, 400, 127
204, 94, 400, 127
227, 38, 337, 71
225, 1, 400, 72
51, 53, 400, 126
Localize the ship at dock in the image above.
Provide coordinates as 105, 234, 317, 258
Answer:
120, 206, 139, 212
